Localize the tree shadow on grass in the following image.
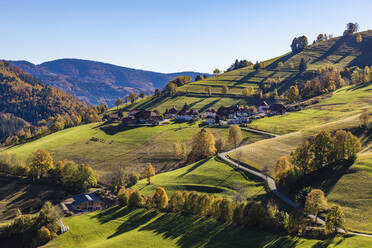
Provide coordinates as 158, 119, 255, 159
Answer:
139, 212, 301, 248
178, 159, 208, 178
301, 160, 355, 195
99, 123, 137, 135
107, 209, 158, 239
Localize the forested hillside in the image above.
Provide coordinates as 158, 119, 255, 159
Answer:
0, 61, 87, 140
10, 59, 209, 106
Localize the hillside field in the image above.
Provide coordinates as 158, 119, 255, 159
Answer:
134, 157, 266, 199
3, 122, 264, 176
43, 206, 372, 248
228, 83, 372, 233
118, 31, 372, 113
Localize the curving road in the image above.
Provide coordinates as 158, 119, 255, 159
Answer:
218, 128, 372, 238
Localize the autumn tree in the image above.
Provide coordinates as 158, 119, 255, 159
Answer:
287, 85, 299, 103
173, 142, 182, 158
29, 149, 54, 181
115, 98, 123, 111
215, 138, 225, 153
360, 109, 369, 128
117, 188, 132, 206
289, 63, 295, 70
311, 130, 333, 169
128, 190, 144, 208
344, 22, 359, 35
153, 187, 168, 210
142, 163, 155, 184
219, 198, 233, 222
356, 33, 363, 43
139, 93, 145, 98
277, 62, 284, 69
291, 36, 308, 53
213, 68, 221, 75
304, 189, 328, 223
275, 156, 291, 179
205, 86, 212, 96
290, 141, 312, 174
242, 86, 253, 96
325, 205, 345, 234
169, 191, 185, 212
164, 82, 177, 96
363, 66, 370, 83
228, 124, 243, 149
222, 85, 229, 95
188, 128, 216, 162
128, 93, 137, 104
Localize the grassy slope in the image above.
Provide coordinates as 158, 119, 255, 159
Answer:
134, 157, 266, 199
3, 122, 264, 175
229, 83, 372, 232
44, 206, 371, 248
121, 31, 372, 113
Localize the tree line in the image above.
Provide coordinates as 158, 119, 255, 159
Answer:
0, 149, 98, 194
275, 130, 361, 196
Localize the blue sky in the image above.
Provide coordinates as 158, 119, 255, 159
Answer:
1, 0, 372, 73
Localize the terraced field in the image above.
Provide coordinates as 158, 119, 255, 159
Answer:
118, 31, 372, 113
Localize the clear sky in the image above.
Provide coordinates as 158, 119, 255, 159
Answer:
1, 0, 372, 73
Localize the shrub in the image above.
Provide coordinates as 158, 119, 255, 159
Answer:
37, 227, 51, 246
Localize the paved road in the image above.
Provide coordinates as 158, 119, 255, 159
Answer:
218, 130, 372, 238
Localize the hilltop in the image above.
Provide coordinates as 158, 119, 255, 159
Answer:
122, 30, 372, 113
10, 59, 210, 106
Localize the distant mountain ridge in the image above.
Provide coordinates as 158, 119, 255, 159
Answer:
9, 59, 209, 106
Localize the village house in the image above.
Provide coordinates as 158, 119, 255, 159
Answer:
123, 109, 162, 125
105, 113, 120, 122
176, 109, 199, 121
216, 105, 240, 119
202, 109, 216, 119
72, 193, 104, 212
164, 106, 178, 119
268, 103, 287, 115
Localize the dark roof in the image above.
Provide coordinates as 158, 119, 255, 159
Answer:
269, 103, 286, 112
73, 193, 103, 205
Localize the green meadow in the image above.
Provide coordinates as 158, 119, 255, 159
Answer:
134, 157, 266, 199
43, 206, 372, 248
3, 122, 264, 175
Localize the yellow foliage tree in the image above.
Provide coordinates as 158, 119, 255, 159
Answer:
228, 124, 243, 148
275, 156, 291, 178
188, 128, 216, 162
304, 189, 328, 223
221, 86, 229, 95
142, 163, 155, 184
153, 187, 169, 210
29, 149, 53, 181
